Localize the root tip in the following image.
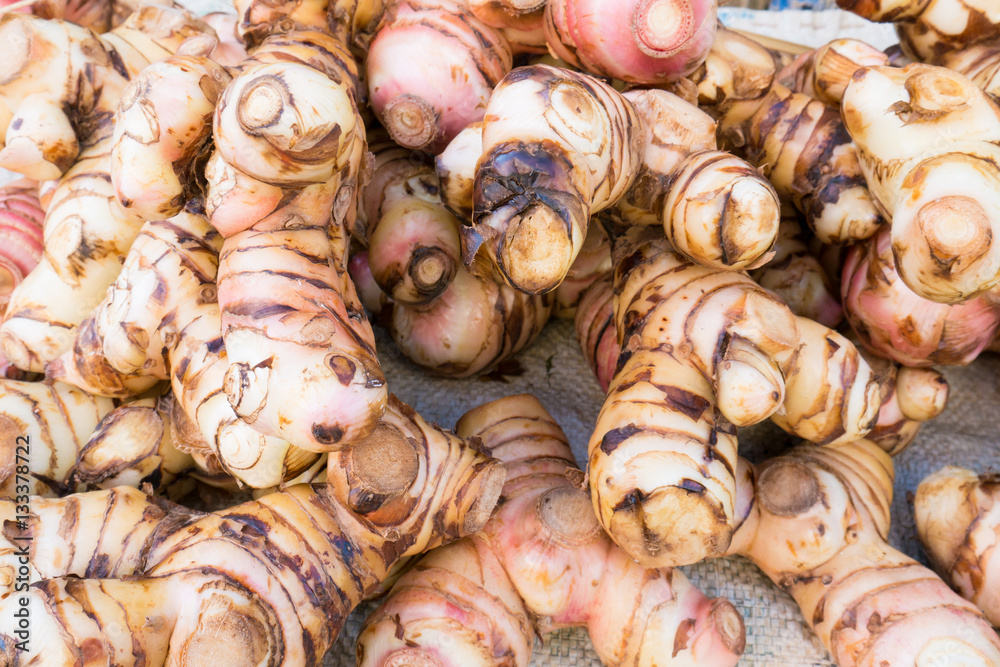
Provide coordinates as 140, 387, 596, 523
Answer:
383, 94, 438, 151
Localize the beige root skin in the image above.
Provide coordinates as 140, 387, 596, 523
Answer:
589, 222, 799, 568
0, 486, 199, 585
467, 0, 545, 53
778, 38, 889, 105
469, 65, 641, 294
941, 42, 1000, 97
842, 63, 1000, 303
0, 8, 218, 373
112, 55, 231, 222
866, 364, 948, 455
0, 396, 503, 666
664, 149, 780, 271
915, 466, 1000, 627
687, 29, 883, 246
683, 27, 778, 149
617, 88, 717, 228
618, 88, 780, 271
892, 0, 1000, 64
435, 120, 482, 222
745, 83, 882, 246
206, 32, 389, 453
730, 441, 1000, 665
67, 397, 193, 493
45, 208, 221, 399
0, 381, 190, 498
358, 394, 746, 667
55, 209, 317, 488
771, 315, 882, 447
232, 0, 386, 56
750, 208, 843, 328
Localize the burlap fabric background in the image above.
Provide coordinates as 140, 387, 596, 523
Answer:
7, 6, 995, 666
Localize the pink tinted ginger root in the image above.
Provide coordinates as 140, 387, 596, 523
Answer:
358, 394, 746, 667
0, 178, 43, 316
728, 441, 1000, 666
204, 30, 388, 452
544, 0, 717, 84
0, 396, 505, 666
841, 226, 1000, 366
360, 134, 462, 305
366, 0, 512, 152
349, 250, 551, 378
0, 8, 218, 373
573, 273, 616, 392
112, 55, 231, 222
552, 221, 610, 318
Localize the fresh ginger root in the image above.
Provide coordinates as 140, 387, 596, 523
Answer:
751, 206, 843, 328
0, 8, 218, 373
543, 0, 717, 84
351, 250, 552, 377
50, 208, 319, 488
621, 88, 780, 271
465, 64, 641, 294
358, 394, 746, 667
0, 396, 505, 666
204, 29, 388, 452
688, 28, 883, 247
435, 119, 482, 222
359, 134, 463, 305
915, 466, 1000, 627
366, 0, 512, 152
941, 42, 1000, 97
778, 38, 889, 105
574, 273, 616, 392
0, 178, 43, 317
836, 0, 1000, 64
841, 226, 1000, 366
842, 63, 1000, 303
730, 441, 1000, 666
866, 363, 948, 455
111, 55, 231, 222
2, 0, 177, 33
588, 221, 883, 567
464, 0, 545, 54
588, 222, 797, 567
231, 0, 386, 56
0, 380, 191, 497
